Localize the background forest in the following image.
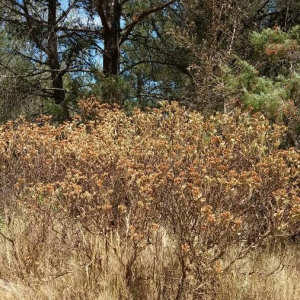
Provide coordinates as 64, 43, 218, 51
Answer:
0, 0, 300, 130
0, 1, 300, 300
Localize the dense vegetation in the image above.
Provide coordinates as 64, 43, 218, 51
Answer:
0, 1, 300, 299
1, 100, 300, 299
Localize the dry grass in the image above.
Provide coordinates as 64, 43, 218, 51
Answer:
0, 209, 177, 300
216, 242, 300, 300
0, 210, 300, 300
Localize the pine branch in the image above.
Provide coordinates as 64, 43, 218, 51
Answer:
119, 0, 176, 46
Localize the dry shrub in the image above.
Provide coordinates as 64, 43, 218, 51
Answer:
0, 97, 299, 299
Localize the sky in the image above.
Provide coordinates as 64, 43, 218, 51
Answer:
60, 0, 102, 27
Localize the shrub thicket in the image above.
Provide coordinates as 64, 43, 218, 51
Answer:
0, 98, 299, 299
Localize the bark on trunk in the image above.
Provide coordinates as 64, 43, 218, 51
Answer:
48, 0, 65, 104
102, 0, 121, 76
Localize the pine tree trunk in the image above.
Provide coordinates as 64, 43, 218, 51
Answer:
48, 0, 65, 105
102, 0, 121, 76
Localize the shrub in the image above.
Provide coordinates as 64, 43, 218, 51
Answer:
0, 98, 299, 298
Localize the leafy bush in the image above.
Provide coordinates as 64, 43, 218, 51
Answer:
0, 99, 299, 298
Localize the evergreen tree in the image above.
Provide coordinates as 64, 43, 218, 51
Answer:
0, 0, 98, 118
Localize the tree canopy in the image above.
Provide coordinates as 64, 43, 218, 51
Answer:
0, 0, 299, 131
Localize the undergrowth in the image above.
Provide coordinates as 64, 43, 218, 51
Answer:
0, 98, 299, 299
